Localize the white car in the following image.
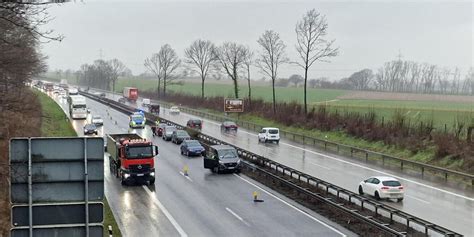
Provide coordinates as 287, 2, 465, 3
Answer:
358, 176, 404, 202
91, 115, 104, 126
170, 106, 180, 114
258, 127, 280, 144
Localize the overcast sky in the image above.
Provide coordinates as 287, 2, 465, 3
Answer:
40, 0, 473, 80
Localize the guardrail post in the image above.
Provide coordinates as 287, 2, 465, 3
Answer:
324, 141, 327, 150
421, 167, 424, 177
401, 161, 404, 170
350, 148, 353, 157
365, 152, 368, 162
445, 172, 448, 182
302, 136, 305, 144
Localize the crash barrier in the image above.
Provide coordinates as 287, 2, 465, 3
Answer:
81, 91, 462, 237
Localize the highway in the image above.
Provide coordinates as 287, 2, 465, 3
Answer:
52, 92, 353, 237
98, 91, 473, 236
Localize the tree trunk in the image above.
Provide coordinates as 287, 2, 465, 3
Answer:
157, 76, 161, 98
233, 67, 239, 98
304, 66, 308, 114
247, 67, 251, 107
201, 75, 205, 99
467, 126, 473, 143
272, 77, 276, 114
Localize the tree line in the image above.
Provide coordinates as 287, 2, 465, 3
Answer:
74, 9, 338, 115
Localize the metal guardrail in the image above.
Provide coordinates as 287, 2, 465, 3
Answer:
81, 91, 463, 237
152, 98, 474, 187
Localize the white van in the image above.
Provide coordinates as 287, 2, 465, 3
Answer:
258, 127, 280, 144
142, 98, 151, 107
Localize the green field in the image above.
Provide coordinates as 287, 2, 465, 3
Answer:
43, 74, 474, 128
36, 91, 122, 237
115, 78, 348, 103
114, 78, 473, 128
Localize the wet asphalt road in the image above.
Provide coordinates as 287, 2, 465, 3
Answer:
95, 91, 473, 236
52, 92, 353, 237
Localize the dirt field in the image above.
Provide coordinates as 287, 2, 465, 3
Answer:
338, 91, 474, 104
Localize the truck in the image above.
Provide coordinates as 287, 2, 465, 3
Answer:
123, 87, 138, 102
43, 82, 54, 92
107, 133, 158, 185
68, 95, 87, 119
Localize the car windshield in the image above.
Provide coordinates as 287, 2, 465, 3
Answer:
382, 180, 401, 187
72, 104, 86, 109
269, 129, 279, 134
93, 116, 101, 119
85, 124, 96, 129
224, 122, 236, 126
131, 115, 143, 120
191, 120, 201, 124
177, 131, 189, 136
218, 149, 238, 159
126, 146, 154, 158
186, 141, 201, 147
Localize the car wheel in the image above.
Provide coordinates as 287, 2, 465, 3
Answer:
180, 149, 184, 155
264, 138, 267, 143
397, 198, 404, 202
358, 186, 364, 195
276, 140, 279, 144
149, 178, 155, 185
374, 191, 381, 200
213, 166, 219, 173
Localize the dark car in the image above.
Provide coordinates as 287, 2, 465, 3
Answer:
153, 123, 167, 137
83, 123, 98, 135
171, 130, 191, 144
162, 126, 177, 141
221, 121, 238, 132
186, 119, 202, 130
204, 145, 241, 173
180, 140, 205, 157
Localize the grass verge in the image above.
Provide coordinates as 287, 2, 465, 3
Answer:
36, 91, 122, 237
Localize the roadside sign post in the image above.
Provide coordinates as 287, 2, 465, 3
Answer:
9, 137, 104, 237
224, 98, 244, 113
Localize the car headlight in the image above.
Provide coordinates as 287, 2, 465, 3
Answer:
150, 172, 155, 176
124, 173, 130, 179
219, 160, 224, 164
237, 159, 241, 164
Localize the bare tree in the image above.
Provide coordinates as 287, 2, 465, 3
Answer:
108, 58, 127, 93
242, 46, 254, 105
144, 53, 163, 97
184, 39, 217, 98
256, 30, 288, 113
214, 42, 248, 98
158, 44, 181, 97
295, 9, 339, 113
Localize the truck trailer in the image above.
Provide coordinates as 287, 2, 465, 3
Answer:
107, 133, 158, 185
123, 87, 138, 102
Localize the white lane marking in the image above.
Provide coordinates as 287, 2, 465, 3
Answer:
405, 194, 430, 204
143, 186, 188, 237
231, 128, 474, 201
308, 161, 332, 170
234, 174, 346, 237
179, 171, 194, 182
225, 207, 251, 227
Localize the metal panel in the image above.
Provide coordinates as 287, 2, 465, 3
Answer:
11, 226, 103, 237
9, 137, 104, 237
12, 203, 103, 226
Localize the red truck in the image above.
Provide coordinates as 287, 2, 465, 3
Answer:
107, 133, 158, 185
123, 87, 138, 102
